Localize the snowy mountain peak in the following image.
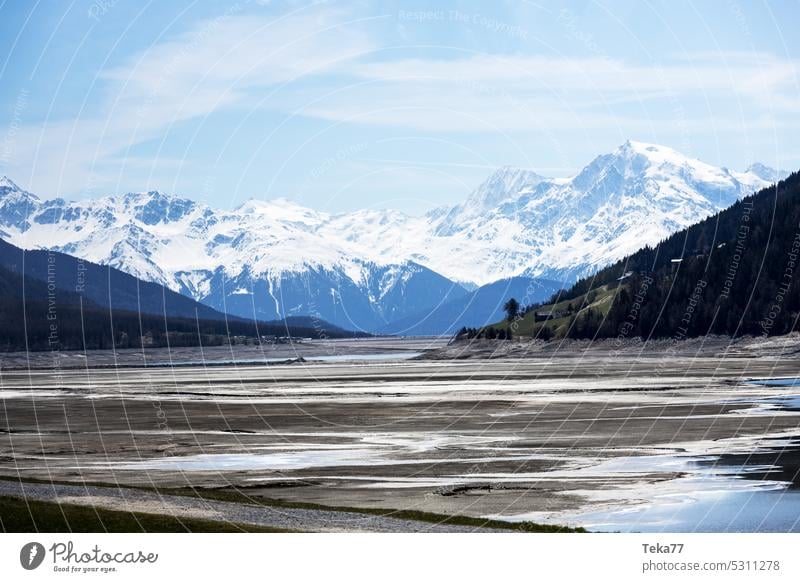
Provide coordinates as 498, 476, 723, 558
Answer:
238, 196, 306, 211
466, 165, 547, 210
611, 140, 705, 173
0, 175, 21, 191
235, 197, 328, 225
0, 176, 41, 233
611, 142, 788, 188
114, 190, 198, 225
582, 140, 743, 197
745, 162, 787, 183
0, 178, 40, 204
433, 165, 548, 236
0, 176, 38, 201
620, 139, 670, 154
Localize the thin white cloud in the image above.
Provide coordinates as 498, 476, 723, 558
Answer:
6, 7, 800, 198
288, 52, 800, 131
9, 8, 374, 196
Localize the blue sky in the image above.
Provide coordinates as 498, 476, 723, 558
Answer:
1, 0, 799, 213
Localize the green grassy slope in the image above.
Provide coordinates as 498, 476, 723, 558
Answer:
490, 282, 626, 338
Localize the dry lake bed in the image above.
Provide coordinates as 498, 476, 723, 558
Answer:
3, 337, 800, 532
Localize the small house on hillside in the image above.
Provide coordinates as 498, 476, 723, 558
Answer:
534, 310, 567, 322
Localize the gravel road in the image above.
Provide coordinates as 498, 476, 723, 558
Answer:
0, 480, 506, 533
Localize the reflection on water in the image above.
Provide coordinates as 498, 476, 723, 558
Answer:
584, 434, 800, 532
748, 376, 800, 388
489, 391, 800, 533
699, 436, 800, 488
586, 489, 800, 533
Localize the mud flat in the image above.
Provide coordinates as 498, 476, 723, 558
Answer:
3, 344, 800, 531
0, 336, 446, 370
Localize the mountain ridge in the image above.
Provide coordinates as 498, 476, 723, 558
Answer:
0, 142, 786, 332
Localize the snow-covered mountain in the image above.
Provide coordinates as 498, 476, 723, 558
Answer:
443, 140, 784, 282
0, 175, 40, 235
0, 141, 787, 332
0, 177, 469, 330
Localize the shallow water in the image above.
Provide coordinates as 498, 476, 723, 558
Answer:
583, 446, 800, 532
492, 423, 800, 532
584, 489, 800, 532
748, 376, 800, 387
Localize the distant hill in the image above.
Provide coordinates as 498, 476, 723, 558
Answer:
491, 170, 800, 340
0, 239, 366, 352
0, 236, 233, 321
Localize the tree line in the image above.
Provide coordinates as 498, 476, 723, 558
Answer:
454, 326, 513, 340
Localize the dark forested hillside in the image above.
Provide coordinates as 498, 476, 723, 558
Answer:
0, 237, 233, 321
524, 170, 800, 340
0, 263, 365, 352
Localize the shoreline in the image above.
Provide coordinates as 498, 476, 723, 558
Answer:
3, 333, 800, 371
0, 337, 448, 371
418, 332, 800, 360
